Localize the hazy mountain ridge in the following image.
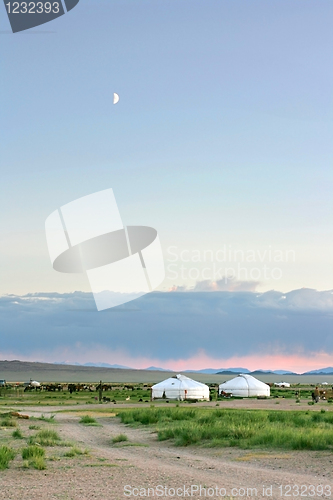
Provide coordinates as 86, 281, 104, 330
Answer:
52, 361, 333, 376
303, 367, 333, 375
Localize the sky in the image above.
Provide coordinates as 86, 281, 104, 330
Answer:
0, 0, 332, 371
1, 289, 333, 373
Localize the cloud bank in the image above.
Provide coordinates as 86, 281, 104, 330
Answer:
170, 277, 260, 292
0, 288, 332, 370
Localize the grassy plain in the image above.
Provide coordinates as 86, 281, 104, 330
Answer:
118, 406, 333, 450
1, 385, 333, 500
1, 382, 333, 465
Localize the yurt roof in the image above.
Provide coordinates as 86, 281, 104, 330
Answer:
219, 373, 268, 390
152, 374, 208, 390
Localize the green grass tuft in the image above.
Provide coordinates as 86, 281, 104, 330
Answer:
112, 434, 128, 444
64, 446, 86, 457
30, 414, 56, 423
22, 445, 45, 460
79, 415, 98, 425
0, 446, 15, 470
32, 455, 46, 470
12, 428, 24, 439
0, 417, 17, 427
28, 429, 61, 446
22, 446, 46, 470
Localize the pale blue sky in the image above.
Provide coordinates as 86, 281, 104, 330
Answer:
0, 0, 332, 294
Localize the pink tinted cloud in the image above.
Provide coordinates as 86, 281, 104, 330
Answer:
2, 347, 331, 375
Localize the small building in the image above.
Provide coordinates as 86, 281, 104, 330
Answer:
219, 374, 270, 397
274, 382, 290, 388
151, 374, 209, 401
23, 379, 41, 388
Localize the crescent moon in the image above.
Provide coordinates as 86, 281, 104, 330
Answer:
113, 93, 120, 105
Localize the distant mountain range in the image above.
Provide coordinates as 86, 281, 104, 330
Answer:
54, 361, 132, 370
54, 361, 333, 376
185, 367, 250, 374
303, 367, 333, 375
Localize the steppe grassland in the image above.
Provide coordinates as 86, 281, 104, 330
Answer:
117, 406, 333, 450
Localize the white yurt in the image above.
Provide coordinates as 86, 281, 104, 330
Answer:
151, 374, 209, 401
219, 374, 270, 397
274, 382, 290, 388
30, 380, 41, 387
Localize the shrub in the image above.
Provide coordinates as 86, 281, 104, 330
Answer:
12, 428, 23, 439
112, 434, 128, 444
22, 445, 45, 460
22, 446, 46, 470
1, 417, 16, 427
30, 414, 55, 423
79, 415, 97, 425
64, 446, 85, 457
32, 456, 46, 470
29, 429, 61, 446
41, 414, 55, 422
0, 446, 15, 470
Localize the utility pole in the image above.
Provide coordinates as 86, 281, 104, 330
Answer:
99, 380, 102, 402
